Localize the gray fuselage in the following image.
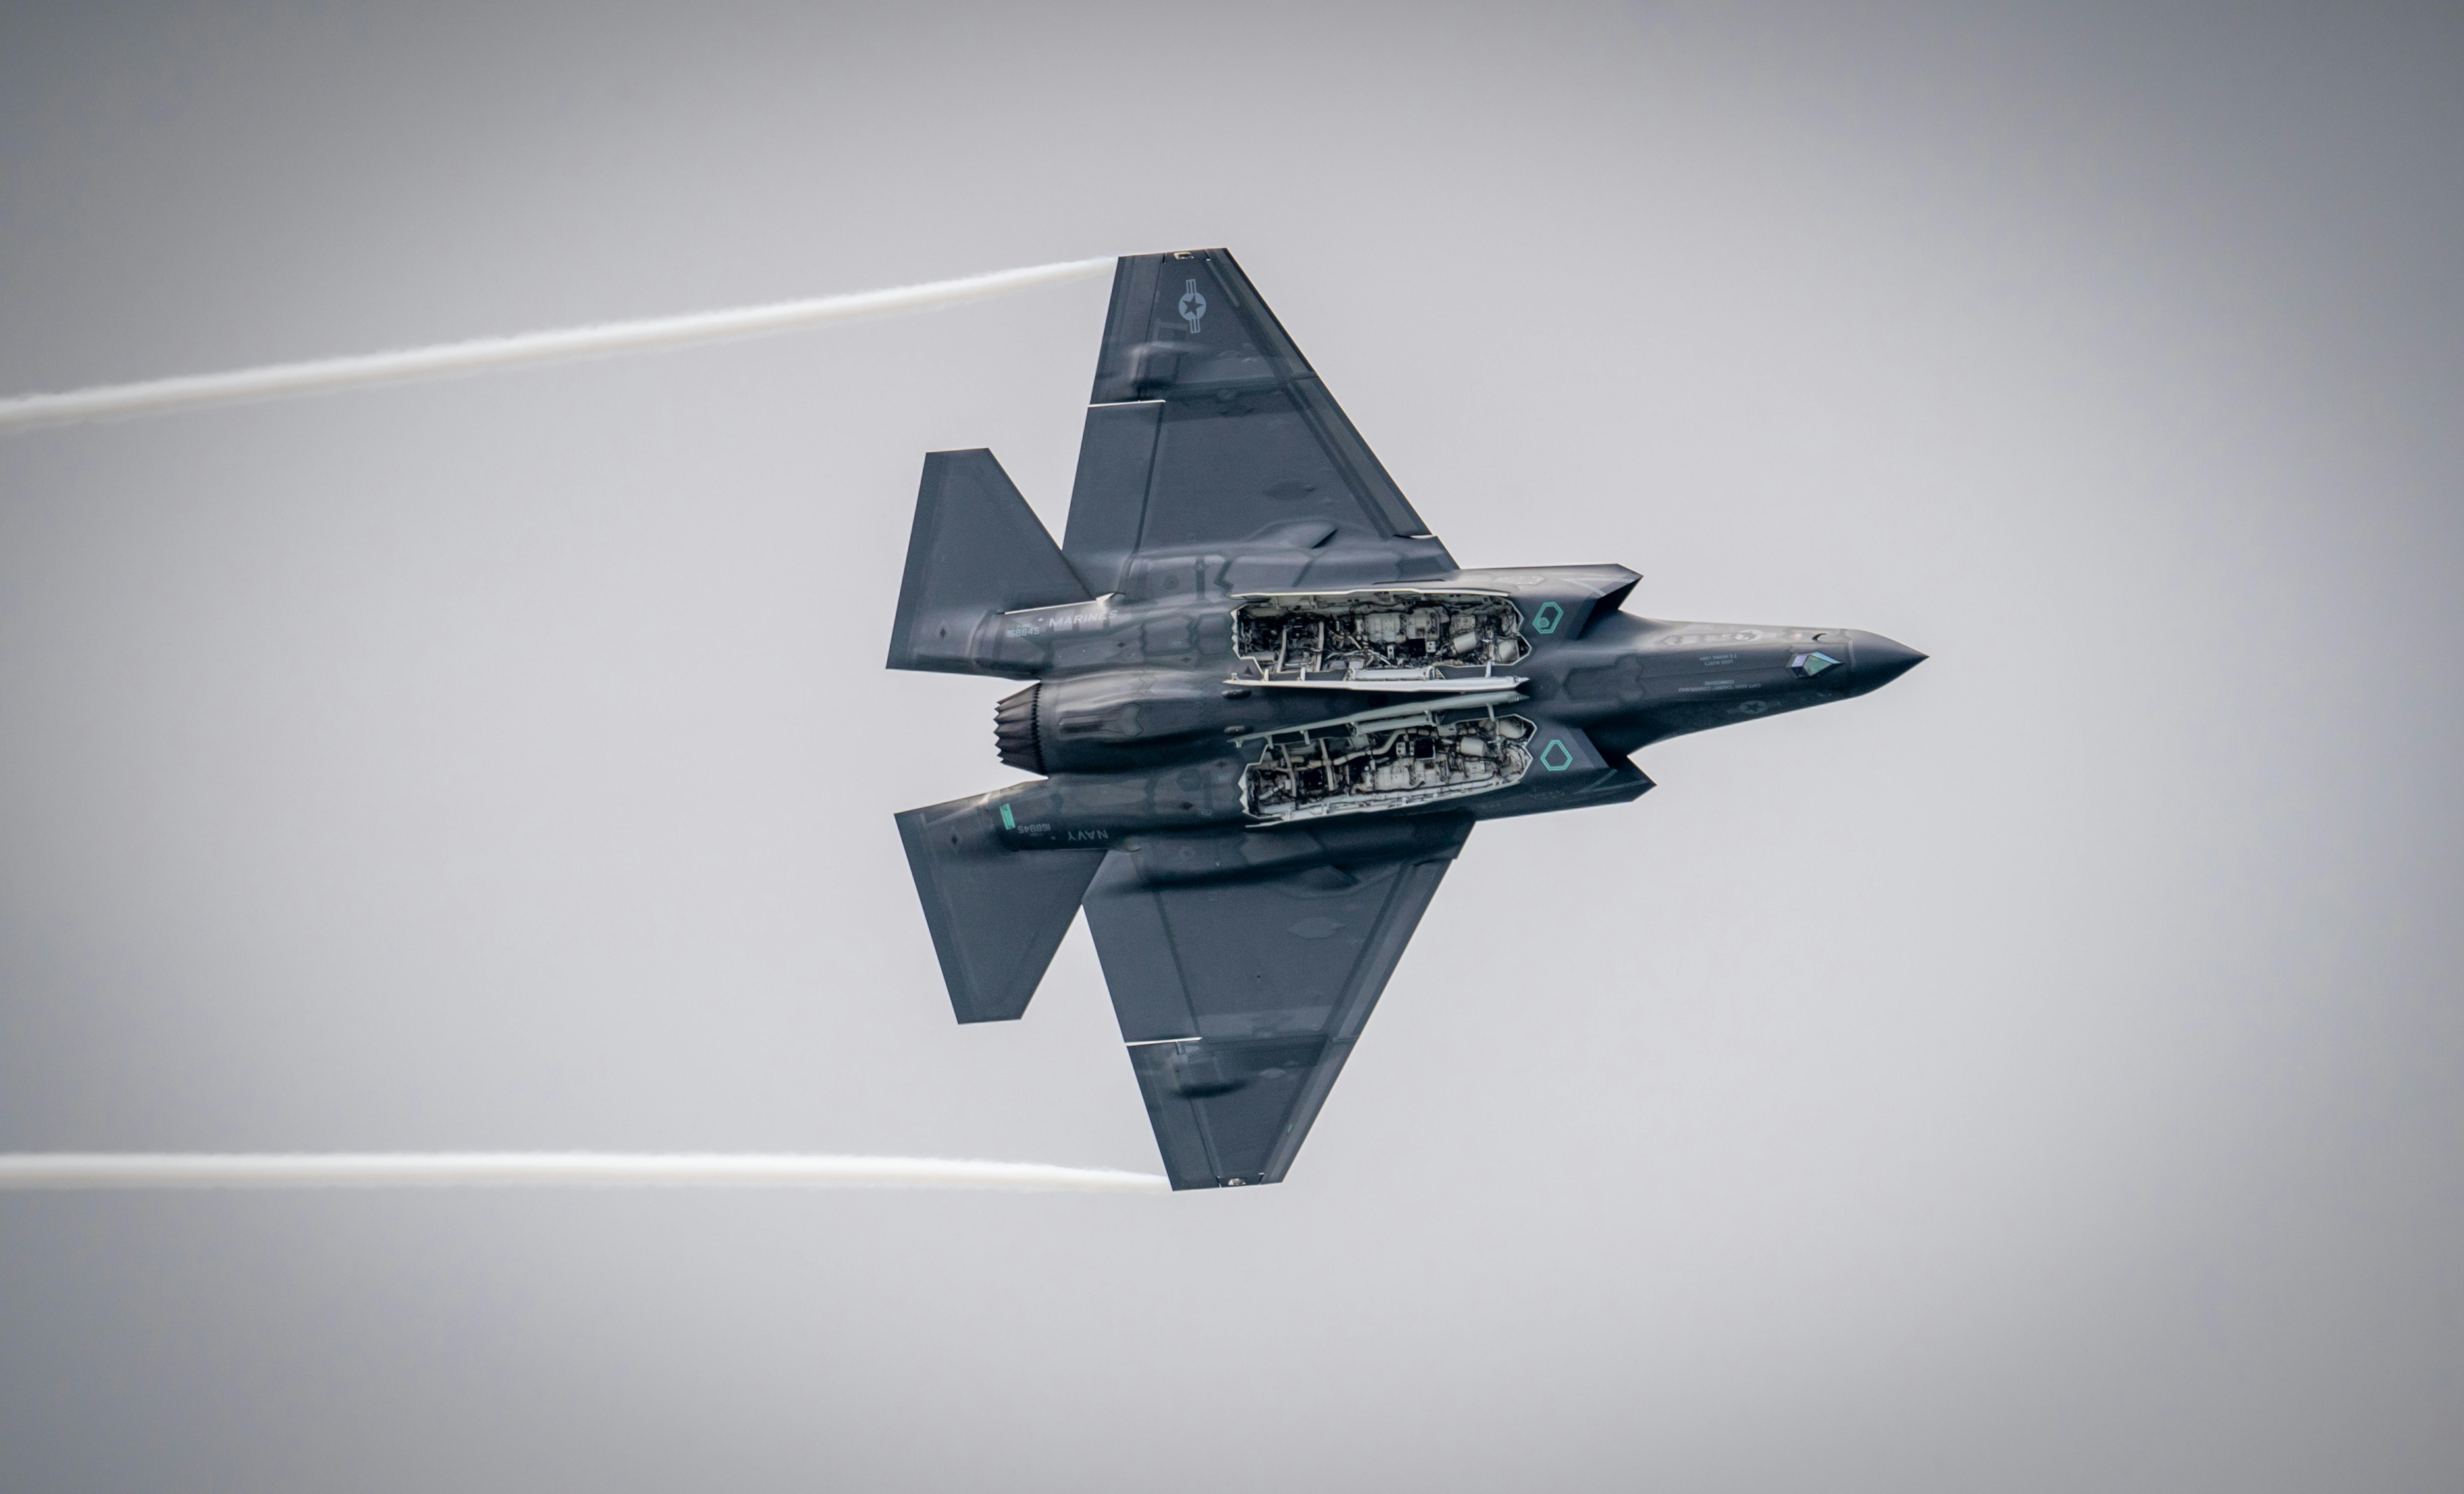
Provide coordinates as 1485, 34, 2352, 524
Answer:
958, 561, 1923, 851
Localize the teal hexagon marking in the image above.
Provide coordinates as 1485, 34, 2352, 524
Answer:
1531, 601, 1564, 635
1539, 738, 1575, 772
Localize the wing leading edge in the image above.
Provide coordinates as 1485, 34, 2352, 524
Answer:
1062, 250, 1454, 597
1080, 814, 1474, 1188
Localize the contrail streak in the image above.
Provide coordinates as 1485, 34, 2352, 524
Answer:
0, 256, 1116, 433
0, 1152, 1168, 1193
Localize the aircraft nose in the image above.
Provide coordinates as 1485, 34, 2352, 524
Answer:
1845, 631, 1927, 695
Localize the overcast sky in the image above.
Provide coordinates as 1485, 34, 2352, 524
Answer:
2, 2, 2458, 1489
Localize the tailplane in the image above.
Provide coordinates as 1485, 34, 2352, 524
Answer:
885, 450, 1089, 676
894, 793, 1103, 1023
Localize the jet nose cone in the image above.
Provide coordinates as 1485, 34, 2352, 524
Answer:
1846, 632, 1927, 695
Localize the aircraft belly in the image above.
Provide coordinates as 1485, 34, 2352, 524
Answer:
992, 764, 1251, 848
887, 249, 1922, 1193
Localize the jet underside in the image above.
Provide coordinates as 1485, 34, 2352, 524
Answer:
887, 249, 1921, 1190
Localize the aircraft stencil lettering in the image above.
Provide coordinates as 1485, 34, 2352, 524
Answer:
887, 249, 1923, 1190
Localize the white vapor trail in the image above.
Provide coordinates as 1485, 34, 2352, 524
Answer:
0, 1153, 1168, 1194
0, 256, 1116, 432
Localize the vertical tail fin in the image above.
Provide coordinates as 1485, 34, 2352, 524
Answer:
894, 794, 1103, 1023
886, 450, 1089, 676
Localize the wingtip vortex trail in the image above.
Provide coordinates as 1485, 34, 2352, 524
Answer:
0, 255, 1118, 432
0, 1153, 1170, 1193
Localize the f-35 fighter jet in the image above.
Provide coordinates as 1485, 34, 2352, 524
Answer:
889, 249, 1922, 1190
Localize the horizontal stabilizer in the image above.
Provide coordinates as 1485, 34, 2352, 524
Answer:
895, 795, 1104, 1023
887, 450, 1089, 676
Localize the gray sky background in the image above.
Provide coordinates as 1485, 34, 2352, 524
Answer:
1, 2, 2458, 1489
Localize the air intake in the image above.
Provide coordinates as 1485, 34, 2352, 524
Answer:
994, 683, 1044, 774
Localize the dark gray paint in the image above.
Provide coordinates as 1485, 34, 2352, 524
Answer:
1065, 249, 1447, 593
7, 5, 2459, 1487
891, 251, 1921, 1188
892, 796, 1102, 1024
885, 448, 1089, 676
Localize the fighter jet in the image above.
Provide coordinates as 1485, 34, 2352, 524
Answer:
889, 249, 1922, 1190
